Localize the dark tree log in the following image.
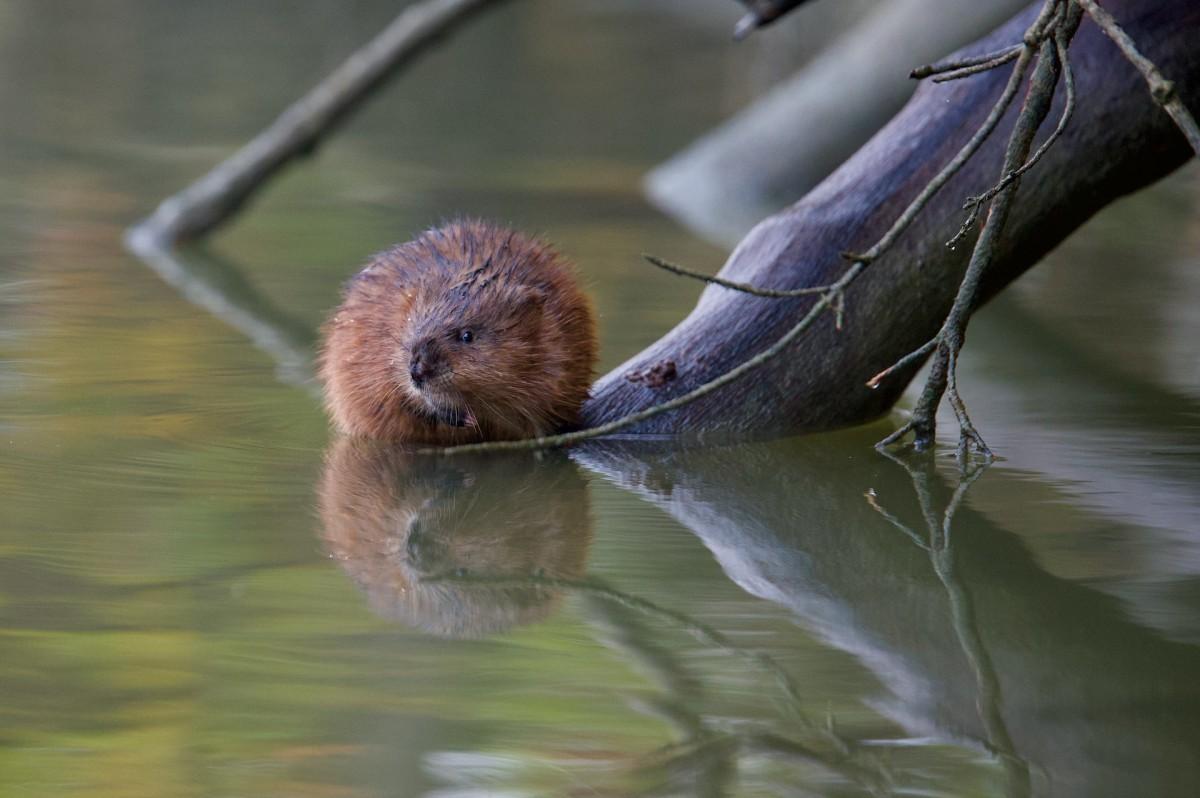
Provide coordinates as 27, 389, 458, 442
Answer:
583, 0, 1200, 437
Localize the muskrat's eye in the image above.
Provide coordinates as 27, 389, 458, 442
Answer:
458, 329, 474, 344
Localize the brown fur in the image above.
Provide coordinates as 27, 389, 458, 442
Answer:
319, 220, 597, 444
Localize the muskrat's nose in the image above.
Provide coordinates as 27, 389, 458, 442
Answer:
409, 341, 440, 386
409, 355, 430, 386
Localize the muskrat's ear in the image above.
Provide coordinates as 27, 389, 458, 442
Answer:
513, 285, 548, 313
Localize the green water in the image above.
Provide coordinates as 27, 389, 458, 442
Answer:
2, 2, 1199, 796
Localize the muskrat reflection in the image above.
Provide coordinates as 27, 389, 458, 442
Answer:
318, 439, 592, 637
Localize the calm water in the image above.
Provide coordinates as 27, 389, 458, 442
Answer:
3, 2, 1200, 796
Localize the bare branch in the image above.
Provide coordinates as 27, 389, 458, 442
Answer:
127, 0, 509, 248
880, 1, 1085, 461
1075, 0, 1200, 155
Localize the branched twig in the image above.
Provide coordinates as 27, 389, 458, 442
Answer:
877, 0, 1083, 465
842, 38, 1038, 266
1074, 0, 1200, 155
947, 31, 1076, 249
126, 0, 509, 248
644, 253, 850, 330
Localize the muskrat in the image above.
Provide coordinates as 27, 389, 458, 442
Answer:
319, 220, 597, 444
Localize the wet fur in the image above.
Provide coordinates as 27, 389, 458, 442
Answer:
320, 220, 597, 444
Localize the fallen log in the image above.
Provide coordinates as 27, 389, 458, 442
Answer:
583, 0, 1200, 437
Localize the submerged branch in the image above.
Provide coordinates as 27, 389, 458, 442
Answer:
878, 0, 1082, 464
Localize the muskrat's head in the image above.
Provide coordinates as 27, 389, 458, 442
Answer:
400, 280, 547, 434
320, 220, 593, 443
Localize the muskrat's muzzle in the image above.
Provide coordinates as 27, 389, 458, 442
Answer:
408, 340, 443, 387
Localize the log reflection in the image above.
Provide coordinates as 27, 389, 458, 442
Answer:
574, 432, 1200, 797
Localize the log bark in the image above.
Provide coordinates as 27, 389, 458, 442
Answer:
582, 0, 1200, 436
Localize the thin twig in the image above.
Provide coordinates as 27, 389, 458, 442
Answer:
643, 254, 829, 298
866, 338, 936, 389
931, 49, 1022, 83
1074, 0, 1200, 155
945, 348, 993, 466
911, 44, 1021, 80
127, 0, 509, 247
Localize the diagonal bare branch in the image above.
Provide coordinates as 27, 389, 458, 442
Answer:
1074, 0, 1200, 155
